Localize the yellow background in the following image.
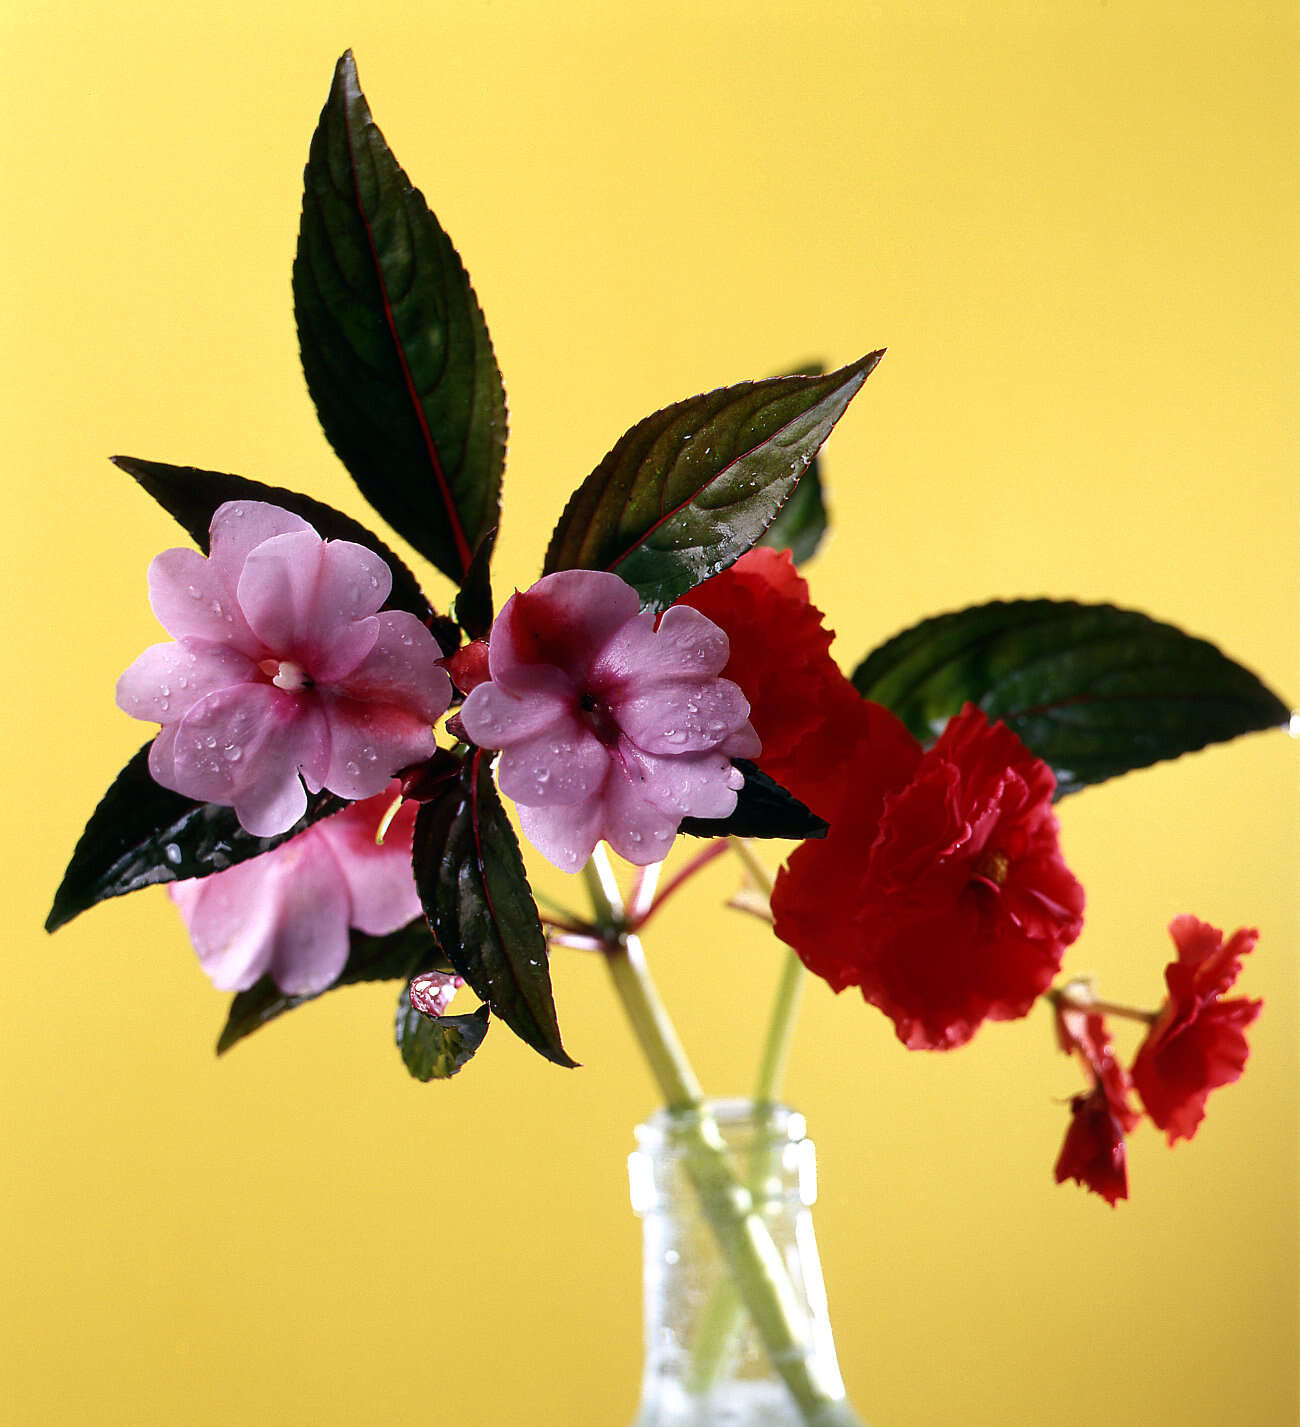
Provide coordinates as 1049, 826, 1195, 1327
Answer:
3, 3, 1296, 1424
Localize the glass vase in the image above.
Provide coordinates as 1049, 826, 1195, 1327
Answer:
627, 1099, 866, 1427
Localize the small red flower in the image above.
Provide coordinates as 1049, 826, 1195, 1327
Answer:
1054, 1087, 1129, 1206
772, 705, 1085, 1050
1131, 916, 1262, 1144
1051, 993, 1138, 1205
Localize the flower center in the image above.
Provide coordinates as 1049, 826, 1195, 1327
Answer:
259, 657, 312, 692
578, 690, 621, 746
974, 848, 1011, 886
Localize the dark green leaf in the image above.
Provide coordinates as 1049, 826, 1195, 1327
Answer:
396, 997, 490, 1081
294, 51, 507, 585
852, 599, 1291, 797
111, 455, 435, 626
678, 761, 828, 840
543, 352, 884, 610
46, 744, 343, 933
218, 916, 447, 1054
413, 752, 576, 1067
755, 363, 829, 565
453, 525, 497, 640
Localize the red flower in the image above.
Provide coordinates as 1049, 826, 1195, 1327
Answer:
674, 548, 879, 821
771, 705, 1085, 1050
1054, 1087, 1129, 1206
1051, 994, 1138, 1205
1131, 916, 1262, 1144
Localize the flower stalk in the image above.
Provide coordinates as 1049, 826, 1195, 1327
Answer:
585, 846, 862, 1426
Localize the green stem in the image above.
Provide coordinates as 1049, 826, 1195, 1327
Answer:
586, 846, 860, 1425
755, 948, 806, 1105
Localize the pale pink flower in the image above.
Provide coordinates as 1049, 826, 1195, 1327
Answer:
169, 784, 425, 995
460, 569, 760, 871
117, 501, 451, 837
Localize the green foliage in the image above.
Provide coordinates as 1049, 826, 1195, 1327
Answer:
395, 997, 491, 1080
544, 354, 883, 610
413, 753, 575, 1068
294, 51, 507, 585
852, 599, 1290, 796
678, 762, 828, 840
46, 745, 343, 932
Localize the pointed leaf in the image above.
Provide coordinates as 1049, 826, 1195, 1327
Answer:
46, 744, 343, 932
218, 916, 446, 1054
756, 363, 829, 564
453, 525, 497, 640
678, 761, 828, 840
852, 599, 1291, 796
413, 752, 575, 1067
396, 996, 491, 1081
294, 51, 506, 584
112, 455, 435, 625
544, 352, 884, 609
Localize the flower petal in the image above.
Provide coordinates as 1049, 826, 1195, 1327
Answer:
460, 667, 575, 747
116, 641, 257, 725
490, 571, 641, 692
612, 674, 753, 755
148, 547, 259, 652
316, 692, 440, 801
236, 528, 328, 653
317, 792, 423, 936
169, 865, 281, 991
518, 796, 605, 874
207, 500, 314, 580
336, 612, 452, 723
496, 718, 609, 807
594, 603, 731, 686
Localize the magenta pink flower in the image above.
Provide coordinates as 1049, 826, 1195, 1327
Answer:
459, 569, 760, 871
117, 501, 452, 837
168, 784, 426, 994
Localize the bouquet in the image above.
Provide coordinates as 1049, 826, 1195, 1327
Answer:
47, 53, 1289, 1426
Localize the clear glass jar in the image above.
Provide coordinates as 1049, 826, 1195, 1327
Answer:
627, 1099, 865, 1427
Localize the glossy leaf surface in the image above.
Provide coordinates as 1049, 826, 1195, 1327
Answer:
218, 917, 445, 1054
395, 997, 491, 1081
294, 51, 507, 584
47, 744, 342, 932
112, 455, 434, 625
413, 753, 575, 1067
544, 353, 883, 609
678, 761, 828, 840
852, 599, 1290, 796
756, 363, 829, 564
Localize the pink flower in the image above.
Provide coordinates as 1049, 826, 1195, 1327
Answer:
168, 784, 425, 995
1131, 916, 1262, 1144
117, 501, 451, 837
459, 569, 760, 871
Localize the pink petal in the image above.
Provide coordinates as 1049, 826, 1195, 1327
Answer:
307, 538, 393, 627
612, 675, 753, 755
236, 528, 327, 653
599, 760, 682, 864
460, 667, 575, 747
518, 795, 605, 874
496, 717, 610, 807
316, 692, 440, 801
317, 798, 423, 936
618, 740, 742, 821
490, 571, 641, 692
336, 612, 452, 723
208, 500, 314, 580
722, 719, 762, 759
169, 861, 283, 991
116, 641, 257, 725
148, 547, 260, 652
593, 603, 730, 687
262, 837, 353, 994
167, 683, 323, 835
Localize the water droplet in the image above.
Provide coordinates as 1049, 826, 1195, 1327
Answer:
177, 676, 189, 689
224, 746, 242, 762
210, 600, 223, 615
535, 768, 551, 785
159, 684, 170, 697
187, 585, 202, 600
159, 698, 170, 712
164, 843, 182, 865
345, 760, 360, 776
399, 631, 412, 645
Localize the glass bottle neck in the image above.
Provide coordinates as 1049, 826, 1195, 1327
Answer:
627, 1099, 854, 1427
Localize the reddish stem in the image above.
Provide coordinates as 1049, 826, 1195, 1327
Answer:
631, 839, 730, 931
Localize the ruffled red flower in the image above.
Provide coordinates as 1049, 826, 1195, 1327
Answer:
674, 548, 878, 821
1051, 995, 1138, 1204
1053, 1087, 1129, 1206
1131, 916, 1262, 1144
772, 704, 1085, 1050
